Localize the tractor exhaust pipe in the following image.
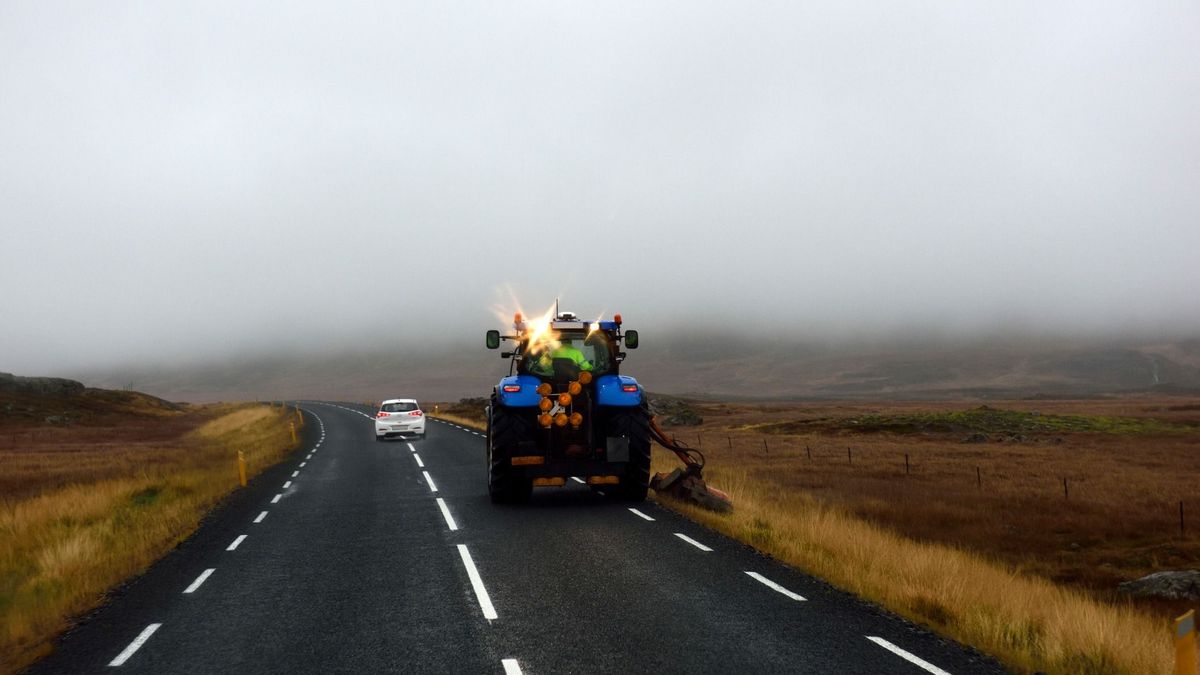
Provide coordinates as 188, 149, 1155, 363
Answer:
647, 417, 733, 513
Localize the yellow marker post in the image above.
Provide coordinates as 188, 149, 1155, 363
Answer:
295, 408, 304, 427
237, 450, 247, 487
1177, 610, 1197, 675
290, 422, 297, 444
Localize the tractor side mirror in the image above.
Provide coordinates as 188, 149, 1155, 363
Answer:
624, 330, 639, 349
486, 330, 501, 349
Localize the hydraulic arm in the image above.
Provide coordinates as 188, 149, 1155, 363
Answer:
647, 416, 733, 513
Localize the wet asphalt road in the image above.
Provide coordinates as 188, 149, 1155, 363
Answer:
26, 402, 1003, 674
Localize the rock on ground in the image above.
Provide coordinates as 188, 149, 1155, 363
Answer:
1117, 570, 1200, 600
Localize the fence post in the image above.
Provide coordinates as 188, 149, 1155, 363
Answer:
1181, 501, 1186, 537
1175, 610, 1196, 675
238, 450, 247, 487
848, 447, 852, 465
762, 438, 768, 454
727, 436, 732, 450
290, 422, 297, 444
905, 453, 909, 474
295, 408, 304, 427
976, 466, 981, 489
1063, 478, 1069, 500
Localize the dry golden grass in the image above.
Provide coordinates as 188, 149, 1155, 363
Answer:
0, 402, 297, 675
651, 449, 1171, 674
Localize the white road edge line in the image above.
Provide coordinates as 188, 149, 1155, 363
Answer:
674, 532, 713, 552
436, 497, 459, 531
182, 568, 215, 594
457, 544, 498, 620
254, 511, 268, 523
501, 658, 523, 675
407, 442, 416, 452
745, 571, 806, 601
414, 454, 425, 468
423, 471, 438, 493
108, 623, 161, 667
226, 535, 247, 551
271, 494, 282, 504
571, 476, 586, 484
628, 508, 655, 521
866, 636, 952, 675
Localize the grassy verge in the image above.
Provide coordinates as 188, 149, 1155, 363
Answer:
0, 403, 297, 674
649, 449, 1171, 674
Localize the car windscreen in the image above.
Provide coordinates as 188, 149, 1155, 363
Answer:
382, 402, 418, 413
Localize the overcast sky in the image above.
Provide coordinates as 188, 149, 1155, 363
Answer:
2, 1, 1198, 374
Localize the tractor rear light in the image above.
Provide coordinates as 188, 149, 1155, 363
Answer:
538, 398, 553, 412
567, 382, 582, 395
554, 413, 568, 427
538, 413, 553, 427
569, 412, 583, 427
621, 384, 639, 393
503, 385, 521, 393
557, 393, 572, 407
578, 371, 593, 385
536, 383, 552, 396
409, 411, 423, 416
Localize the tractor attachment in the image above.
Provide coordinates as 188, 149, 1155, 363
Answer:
647, 417, 733, 513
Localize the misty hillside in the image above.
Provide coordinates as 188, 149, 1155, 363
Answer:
73, 336, 1200, 403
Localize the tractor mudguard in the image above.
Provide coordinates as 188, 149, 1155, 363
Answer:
595, 375, 642, 406
496, 375, 543, 407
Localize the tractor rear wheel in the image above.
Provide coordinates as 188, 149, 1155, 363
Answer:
488, 405, 534, 504
608, 406, 651, 501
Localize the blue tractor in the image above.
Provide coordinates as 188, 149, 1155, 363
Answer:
484, 310, 650, 504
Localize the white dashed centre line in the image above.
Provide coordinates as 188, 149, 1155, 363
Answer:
254, 511, 268, 523
407, 442, 416, 452
182, 568, 215, 594
457, 544, 497, 620
674, 533, 713, 552
282, 481, 291, 489
501, 658, 523, 675
422, 471, 438, 493
270, 494, 282, 504
436, 497, 459, 531
299, 461, 306, 467
570, 476, 586, 484
108, 623, 161, 667
628, 508, 655, 521
866, 637, 952, 675
413, 454, 425, 468
226, 535, 247, 551
745, 571, 806, 601
291, 470, 299, 478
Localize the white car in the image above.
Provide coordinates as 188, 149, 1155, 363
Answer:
374, 399, 426, 440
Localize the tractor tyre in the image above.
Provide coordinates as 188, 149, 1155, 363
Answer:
608, 406, 652, 501
487, 405, 534, 504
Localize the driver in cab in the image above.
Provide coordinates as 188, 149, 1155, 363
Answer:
530, 340, 593, 375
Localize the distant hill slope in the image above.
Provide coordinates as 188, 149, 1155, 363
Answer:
0, 372, 184, 427
69, 336, 1200, 403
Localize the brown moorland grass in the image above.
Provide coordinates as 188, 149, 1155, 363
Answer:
0, 397, 298, 674
434, 396, 1197, 673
